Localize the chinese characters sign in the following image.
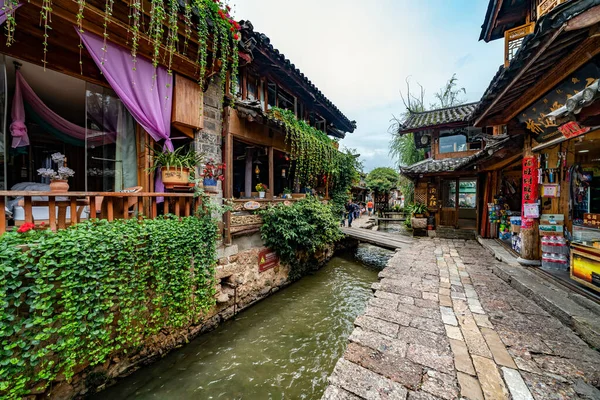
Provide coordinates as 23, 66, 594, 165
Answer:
583, 213, 600, 229
558, 121, 590, 140
427, 184, 438, 210
258, 249, 279, 272
518, 62, 599, 143
521, 157, 539, 229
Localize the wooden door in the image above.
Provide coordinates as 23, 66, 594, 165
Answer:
440, 179, 458, 227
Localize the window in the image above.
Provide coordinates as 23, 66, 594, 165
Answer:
439, 128, 482, 153
458, 179, 477, 209
267, 82, 276, 110
246, 73, 258, 101
277, 86, 295, 113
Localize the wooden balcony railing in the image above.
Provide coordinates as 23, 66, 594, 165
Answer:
1, 191, 199, 235
504, 22, 535, 67
537, 0, 566, 19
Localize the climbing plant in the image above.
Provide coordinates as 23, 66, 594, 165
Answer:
7, 0, 240, 101
268, 107, 346, 187
0, 215, 219, 399
259, 197, 344, 280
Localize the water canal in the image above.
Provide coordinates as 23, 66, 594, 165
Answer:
94, 248, 387, 399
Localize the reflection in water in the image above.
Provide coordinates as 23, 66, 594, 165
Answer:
94, 252, 378, 400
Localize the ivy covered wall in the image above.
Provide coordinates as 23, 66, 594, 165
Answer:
0, 216, 218, 399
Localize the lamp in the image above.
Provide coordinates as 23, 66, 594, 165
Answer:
254, 165, 260, 175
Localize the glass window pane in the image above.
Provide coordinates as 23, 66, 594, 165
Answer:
442, 180, 456, 208
267, 82, 276, 109
459, 179, 477, 208
86, 83, 137, 192
439, 134, 467, 153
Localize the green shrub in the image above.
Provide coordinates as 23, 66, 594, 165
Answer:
0, 216, 218, 398
259, 197, 344, 279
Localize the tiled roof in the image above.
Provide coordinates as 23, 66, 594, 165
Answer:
399, 102, 479, 133
400, 135, 513, 176
240, 21, 356, 135
473, 0, 600, 125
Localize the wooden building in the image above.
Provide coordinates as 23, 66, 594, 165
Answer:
398, 103, 521, 238
222, 21, 356, 239
475, 0, 600, 292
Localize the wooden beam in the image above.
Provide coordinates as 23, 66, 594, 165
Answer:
475, 26, 565, 127
565, 5, 600, 31
500, 34, 600, 123
28, 0, 200, 79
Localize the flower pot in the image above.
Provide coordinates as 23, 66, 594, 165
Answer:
203, 177, 218, 192
49, 179, 69, 192
259, 191, 266, 199
162, 167, 190, 185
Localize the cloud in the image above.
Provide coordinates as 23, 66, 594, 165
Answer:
232, 0, 505, 172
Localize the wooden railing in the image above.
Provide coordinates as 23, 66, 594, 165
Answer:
504, 22, 535, 67
1, 191, 199, 235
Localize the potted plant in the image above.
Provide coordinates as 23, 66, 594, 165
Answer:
256, 183, 268, 198
148, 146, 203, 186
37, 153, 75, 191
202, 158, 225, 191
411, 202, 429, 218
283, 187, 292, 199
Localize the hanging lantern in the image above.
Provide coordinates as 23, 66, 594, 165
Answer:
281, 168, 286, 178
255, 165, 260, 175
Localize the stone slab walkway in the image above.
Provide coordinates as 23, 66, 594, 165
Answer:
322, 238, 600, 400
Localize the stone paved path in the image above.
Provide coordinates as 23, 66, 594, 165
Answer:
322, 238, 600, 400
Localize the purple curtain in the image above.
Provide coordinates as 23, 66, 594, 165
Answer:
10, 71, 113, 147
78, 30, 174, 196
77, 30, 174, 152
0, 0, 21, 26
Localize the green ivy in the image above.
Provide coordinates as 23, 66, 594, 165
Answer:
259, 197, 344, 280
0, 216, 218, 399
268, 107, 349, 188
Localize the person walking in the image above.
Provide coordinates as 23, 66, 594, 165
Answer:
345, 200, 354, 227
367, 200, 374, 217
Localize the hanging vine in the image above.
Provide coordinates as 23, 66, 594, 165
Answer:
129, 0, 141, 71
76, 0, 86, 73
268, 107, 344, 188
100, 0, 114, 66
148, 0, 166, 71
183, 0, 193, 56
165, 0, 179, 75
40, 0, 52, 70
3, 0, 19, 47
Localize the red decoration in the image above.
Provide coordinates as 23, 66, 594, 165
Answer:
521, 157, 538, 229
17, 222, 35, 233
558, 121, 590, 139
258, 249, 279, 272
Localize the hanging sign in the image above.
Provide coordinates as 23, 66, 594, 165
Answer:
258, 248, 279, 272
583, 213, 600, 229
427, 184, 438, 210
558, 121, 591, 139
521, 156, 539, 229
518, 62, 600, 143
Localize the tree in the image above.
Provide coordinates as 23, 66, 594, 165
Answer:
365, 167, 399, 194
433, 73, 466, 109
330, 148, 363, 214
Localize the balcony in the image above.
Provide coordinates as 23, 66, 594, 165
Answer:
1, 191, 199, 234
504, 22, 535, 67
537, 0, 567, 19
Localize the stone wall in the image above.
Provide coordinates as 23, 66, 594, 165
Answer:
196, 79, 223, 162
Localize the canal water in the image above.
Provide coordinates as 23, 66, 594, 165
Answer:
94, 249, 382, 400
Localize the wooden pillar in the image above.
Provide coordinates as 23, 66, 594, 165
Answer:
268, 146, 274, 199
518, 138, 540, 265
222, 106, 233, 245
245, 148, 253, 197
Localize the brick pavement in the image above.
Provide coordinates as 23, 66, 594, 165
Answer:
323, 238, 600, 400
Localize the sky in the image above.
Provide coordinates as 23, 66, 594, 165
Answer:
231, 0, 504, 172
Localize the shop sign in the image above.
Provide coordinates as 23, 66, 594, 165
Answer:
244, 201, 261, 210
558, 121, 590, 139
521, 156, 539, 229
518, 62, 600, 143
583, 213, 600, 229
542, 184, 560, 198
427, 184, 438, 210
258, 249, 279, 272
